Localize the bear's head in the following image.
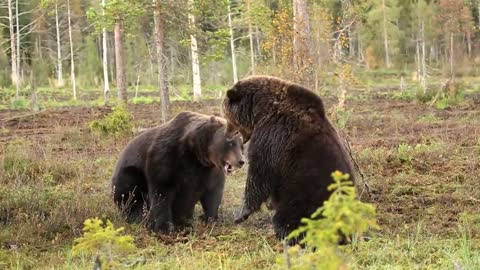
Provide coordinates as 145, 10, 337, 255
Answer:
209, 126, 245, 175
188, 115, 245, 175
223, 76, 327, 142
222, 76, 277, 142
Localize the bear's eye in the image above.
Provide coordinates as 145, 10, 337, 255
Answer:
228, 141, 234, 147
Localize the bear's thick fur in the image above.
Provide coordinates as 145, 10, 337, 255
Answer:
222, 75, 355, 243
111, 111, 245, 233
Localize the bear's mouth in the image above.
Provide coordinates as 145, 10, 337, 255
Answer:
223, 162, 234, 175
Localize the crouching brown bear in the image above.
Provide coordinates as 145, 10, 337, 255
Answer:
222, 75, 355, 244
111, 111, 245, 233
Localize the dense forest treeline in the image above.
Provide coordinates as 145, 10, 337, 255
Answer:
1, 0, 479, 108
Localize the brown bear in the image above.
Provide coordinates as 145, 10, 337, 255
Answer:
222, 75, 355, 244
111, 111, 245, 233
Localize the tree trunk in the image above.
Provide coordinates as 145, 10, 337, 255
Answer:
381, 0, 391, 68
416, 38, 420, 80
153, 0, 169, 123
67, 0, 77, 100
228, 3, 238, 83
55, 1, 64, 87
102, 0, 110, 105
450, 32, 454, 79
114, 21, 127, 104
188, 0, 201, 102
466, 30, 472, 57
255, 25, 262, 59
109, 37, 115, 85
292, 0, 313, 86
348, 27, 355, 58
420, 19, 426, 93
247, 0, 255, 75
7, 0, 18, 95
15, 0, 21, 92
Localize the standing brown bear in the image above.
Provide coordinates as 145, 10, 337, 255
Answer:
222, 75, 355, 244
111, 111, 245, 233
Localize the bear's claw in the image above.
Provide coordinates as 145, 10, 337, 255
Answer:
234, 207, 251, 224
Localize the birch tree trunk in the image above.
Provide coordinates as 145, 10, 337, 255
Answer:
292, 0, 313, 86
7, 0, 18, 96
15, 0, 20, 90
114, 21, 127, 104
420, 20, 426, 92
228, 3, 238, 83
381, 0, 391, 68
67, 0, 77, 100
153, 0, 169, 123
247, 0, 255, 75
188, 0, 201, 102
55, 1, 64, 87
102, 0, 110, 105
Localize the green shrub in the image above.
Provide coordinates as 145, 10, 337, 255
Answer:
335, 108, 352, 129
89, 105, 134, 136
10, 97, 29, 110
277, 171, 379, 270
72, 218, 136, 269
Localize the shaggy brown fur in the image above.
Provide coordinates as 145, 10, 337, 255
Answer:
222, 75, 355, 244
112, 111, 245, 233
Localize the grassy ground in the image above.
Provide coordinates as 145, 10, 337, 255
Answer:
0, 77, 479, 269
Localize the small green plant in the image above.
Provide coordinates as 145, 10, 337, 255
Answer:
335, 108, 352, 129
396, 143, 414, 164
277, 171, 379, 270
435, 97, 450, 110
392, 90, 415, 101
89, 105, 134, 136
72, 218, 136, 269
10, 97, 29, 110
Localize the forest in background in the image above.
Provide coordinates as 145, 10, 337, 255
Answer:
1, 0, 480, 115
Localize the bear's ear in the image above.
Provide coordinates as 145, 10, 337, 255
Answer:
226, 87, 244, 103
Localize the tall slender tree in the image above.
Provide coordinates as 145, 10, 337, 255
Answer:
293, 0, 314, 86
153, 0, 169, 122
228, 2, 238, 83
7, 0, 19, 97
67, 0, 77, 100
54, 0, 64, 87
188, 0, 202, 102
102, 0, 110, 105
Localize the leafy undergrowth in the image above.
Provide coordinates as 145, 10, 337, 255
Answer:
1, 87, 479, 269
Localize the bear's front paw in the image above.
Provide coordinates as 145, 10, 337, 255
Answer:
201, 214, 219, 224
151, 220, 174, 234
234, 207, 251, 224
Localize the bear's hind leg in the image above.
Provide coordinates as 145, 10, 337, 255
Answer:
112, 167, 148, 224
147, 185, 175, 234
272, 209, 304, 246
